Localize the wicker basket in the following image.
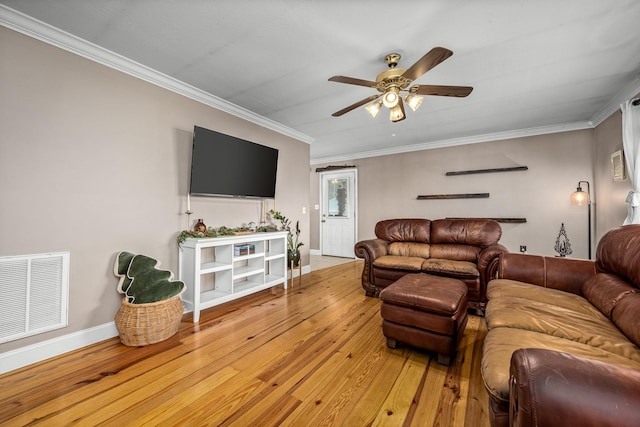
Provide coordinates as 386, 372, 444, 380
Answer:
114, 295, 184, 346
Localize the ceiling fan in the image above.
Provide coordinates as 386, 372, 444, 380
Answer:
329, 47, 473, 122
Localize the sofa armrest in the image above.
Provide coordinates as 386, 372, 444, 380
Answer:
478, 243, 509, 286
497, 253, 596, 295
354, 239, 389, 296
354, 238, 388, 261
510, 348, 640, 427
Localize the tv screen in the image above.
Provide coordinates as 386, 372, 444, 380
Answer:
189, 126, 279, 198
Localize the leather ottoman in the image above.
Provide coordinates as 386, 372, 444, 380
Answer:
379, 273, 469, 365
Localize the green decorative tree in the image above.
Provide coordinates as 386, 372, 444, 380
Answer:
114, 251, 186, 304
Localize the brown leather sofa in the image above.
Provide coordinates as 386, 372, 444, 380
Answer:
482, 224, 640, 427
354, 218, 508, 310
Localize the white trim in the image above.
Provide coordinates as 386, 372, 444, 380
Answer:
590, 75, 640, 127
310, 121, 592, 164
0, 322, 118, 375
288, 264, 311, 279
0, 5, 315, 146
310, 249, 322, 256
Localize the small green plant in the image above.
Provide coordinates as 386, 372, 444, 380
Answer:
269, 210, 304, 255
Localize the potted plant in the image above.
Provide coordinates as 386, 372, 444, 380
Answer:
113, 251, 186, 346
269, 210, 304, 266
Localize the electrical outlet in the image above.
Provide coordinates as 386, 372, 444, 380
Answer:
520, 245, 527, 253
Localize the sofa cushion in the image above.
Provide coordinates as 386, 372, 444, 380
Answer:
388, 242, 430, 258
373, 255, 424, 271
422, 258, 479, 279
431, 218, 502, 246
429, 244, 480, 262
488, 279, 602, 316
485, 294, 640, 361
582, 273, 638, 318
375, 218, 431, 243
482, 327, 640, 404
612, 292, 640, 347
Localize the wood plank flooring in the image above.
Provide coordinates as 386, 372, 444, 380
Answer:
0, 261, 490, 426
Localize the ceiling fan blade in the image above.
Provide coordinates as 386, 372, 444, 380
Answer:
412, 85, 473, 97
332, 95, 381, 117
402, 47, 453, 82
328, 75, 377, 88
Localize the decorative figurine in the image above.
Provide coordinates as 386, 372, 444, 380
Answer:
193, 219, 206, 233
554, 222, 573, 257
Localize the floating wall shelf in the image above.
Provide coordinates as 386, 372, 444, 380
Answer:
445, 166, 528, 176
447, 217, 527, 223
417, 193, 489, 200
315, 165, 356, 173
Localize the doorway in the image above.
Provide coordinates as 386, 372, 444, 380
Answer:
320, 169, 357, 258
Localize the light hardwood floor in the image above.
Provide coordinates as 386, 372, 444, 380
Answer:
0, 261, 490, 426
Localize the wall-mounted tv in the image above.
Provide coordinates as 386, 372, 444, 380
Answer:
189, 126, 279, 199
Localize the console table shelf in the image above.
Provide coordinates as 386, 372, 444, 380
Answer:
179, 231, 288, 322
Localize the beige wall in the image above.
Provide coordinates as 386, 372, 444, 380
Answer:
311, 130, 600, 258
594, 110, 634, 243
0, 27, 310, 352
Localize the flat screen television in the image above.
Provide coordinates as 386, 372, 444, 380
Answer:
189, 126, 279, 198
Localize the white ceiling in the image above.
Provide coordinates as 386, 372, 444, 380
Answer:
2, 1, 640, 163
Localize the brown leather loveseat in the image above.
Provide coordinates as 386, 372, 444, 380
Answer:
482, 224, 640, 427
354, 218, 508, 310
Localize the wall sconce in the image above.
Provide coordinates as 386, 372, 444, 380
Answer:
570, 180, 591, 259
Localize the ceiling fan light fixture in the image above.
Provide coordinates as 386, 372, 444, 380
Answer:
365, 100, 383, 118
382, 87, 400, 108
390, 99, 406, 122
405, 93, 424, 112
328, 47, 472, 120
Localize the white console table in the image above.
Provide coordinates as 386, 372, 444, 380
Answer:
178, 231, 288, 322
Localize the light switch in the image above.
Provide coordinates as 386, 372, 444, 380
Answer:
302, 206, 307, 214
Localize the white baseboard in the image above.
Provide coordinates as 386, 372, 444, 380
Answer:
310, 249, 321, 256
0, 322, 119, 375
288, 263, 311, 279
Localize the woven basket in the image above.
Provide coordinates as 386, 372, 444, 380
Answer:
114, 295, 184, 346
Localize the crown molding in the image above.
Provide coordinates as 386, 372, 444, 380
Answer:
589, 75, 640, 127
312, 73, 640, 165
310, 121, 593, 165
0, 5, 315, 145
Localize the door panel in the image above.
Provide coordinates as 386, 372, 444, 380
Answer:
321, 170, 357, 258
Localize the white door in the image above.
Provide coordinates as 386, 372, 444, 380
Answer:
320, 169, 357, 258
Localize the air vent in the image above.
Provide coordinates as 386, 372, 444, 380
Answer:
0, 252, 69, 343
